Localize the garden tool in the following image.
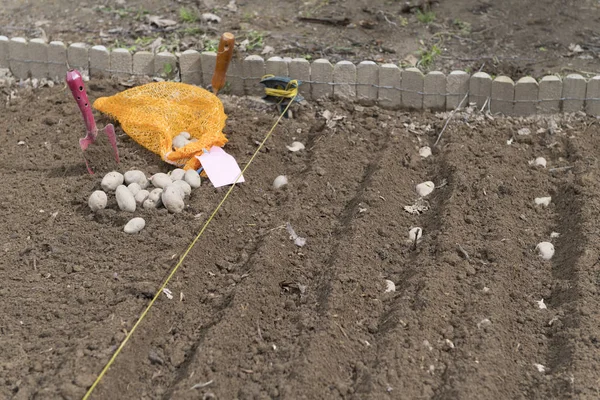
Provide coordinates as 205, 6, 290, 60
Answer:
66, 69, 120, 174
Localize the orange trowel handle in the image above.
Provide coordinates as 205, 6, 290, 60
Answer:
211, 32, 235, 95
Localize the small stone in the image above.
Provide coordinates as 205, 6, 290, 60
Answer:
517, 127, 531, 136
315, 166, 326, 176
534, 196, 551, 207
408, 227, 423, 242
419, 146, 432, 158
384, 279, 396, 293
72, 265, 84, 273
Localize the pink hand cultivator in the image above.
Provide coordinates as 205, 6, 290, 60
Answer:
66, 69, 119, 174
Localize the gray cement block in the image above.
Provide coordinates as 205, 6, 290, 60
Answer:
200, 51, 217, 88
29, 38, 48, 79
378, 63, 401, 109
226, 56, 244, 95
490, 76, 514, 115
333, 60, 356, 99
9, 37, 28, 79
401, 67, 424, 109
265, 56, 288, 77
243, 55, 264, 97
356, 61, 378, 105
446, 70, 469, 110
469, 72, 492, 109
89, 45, 109, 78
67, 43, 88, 73
48, 41, 67, 81
562, 74, 586, 113
585, 76, 600, 117
180, 50, 201, 85
0, 36, 8, 68
288, 58, 311, 100
538, 75, 562, 113
311, 59, 334, 99
111, 48, 133, 78
155, 51, 178, 79
423, 71, 445, 110
133, 51, 154, 77
514, 77, 538, 116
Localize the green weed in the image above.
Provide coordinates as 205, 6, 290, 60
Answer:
417, 44, 441, 68
416, 10, 435, 24
179, 7, 198, 23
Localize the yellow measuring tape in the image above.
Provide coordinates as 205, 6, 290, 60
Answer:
82, 90, 297, 400
261, 75, 299, 99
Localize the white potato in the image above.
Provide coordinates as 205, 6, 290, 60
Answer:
162, 185, 185, 213
124, 217, 145, 233
273, 175, 288, 189
127, 182, 141, 196
88, 190, 107, 212
170, 168, 186, 181
184, 169, 201, 188
124, 170, 148, 188
173, 180, 192, 197
416, 181, 435, 197
101, 171, 124, 191
115, 185, 136, 212
134, 189, 149, 205
150, 173, 172, 189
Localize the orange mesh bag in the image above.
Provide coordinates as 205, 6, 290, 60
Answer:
93, 82, 227, 171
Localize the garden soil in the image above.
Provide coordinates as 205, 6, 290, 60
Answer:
2, 81, 600, 400
2, 0, 600, 399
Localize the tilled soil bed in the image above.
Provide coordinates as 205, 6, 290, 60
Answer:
2, 82, 600, 400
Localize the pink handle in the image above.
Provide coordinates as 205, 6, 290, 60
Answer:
66, 69, 97, 135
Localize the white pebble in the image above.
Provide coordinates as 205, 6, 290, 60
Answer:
123, 170, 148, 188
384, 279, 396, 293
537, 299, 547, 309
419, 146, 432, 158
550, 232, 560, 238
170, 168, 186, 181
162, 185, 185, 213
533, 363, 546, 374
124, 217, 145, 234
184, 169, 201, 188
143, 199, 158, 209
273, 175, 288, 189
173, 180, 192, 197
134, 189, 149, 205
148, 188, 163, 206
115, 185, 136, 212
416, 181, 435, 197
88, 190, 107, 212
536, 242, 555, 260
127, 182, 141, 196
529, 157, 547, 168
286, 141, 305, 152
408, 227, 423, 242
150, 173, 172, 189
101, 171, 124, 191
534, 196, 552, 207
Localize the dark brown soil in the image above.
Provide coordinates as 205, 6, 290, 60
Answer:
3, 1, 600, 400
1, 0, 600, 77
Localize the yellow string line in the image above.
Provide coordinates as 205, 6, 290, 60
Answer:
82, 92, 297, 400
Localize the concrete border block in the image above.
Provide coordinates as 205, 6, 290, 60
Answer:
333, 60, 356, 99
9, 37, 29, 79
243, 55, 264, 97
514, 77, 538, 116
288, 58, 311, 100
48, 41, 67, 81
111, 48, 133, 78
180, 49, 202, 85
89, 45, 109, 78
155, 51, 178, 79
29, 38, 48, 79
310, 58, 334, 99
585, 76, 600, 117
401, 67, 424, 109
538, 75, 562, 113
200, 51, 217, 88
469, 72, 492, 109
423, 71, 445, 110
133, 51, 154, 77
562, 74, 586, 113
490, 76, 514, 115
67, 43, 88, 73
378, 63, 401, 109
226, 56, 244, 95
446, 70, 469, 110
356, 61, 378, 105
265, 56, 289, 77
0, 36, 8, 68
